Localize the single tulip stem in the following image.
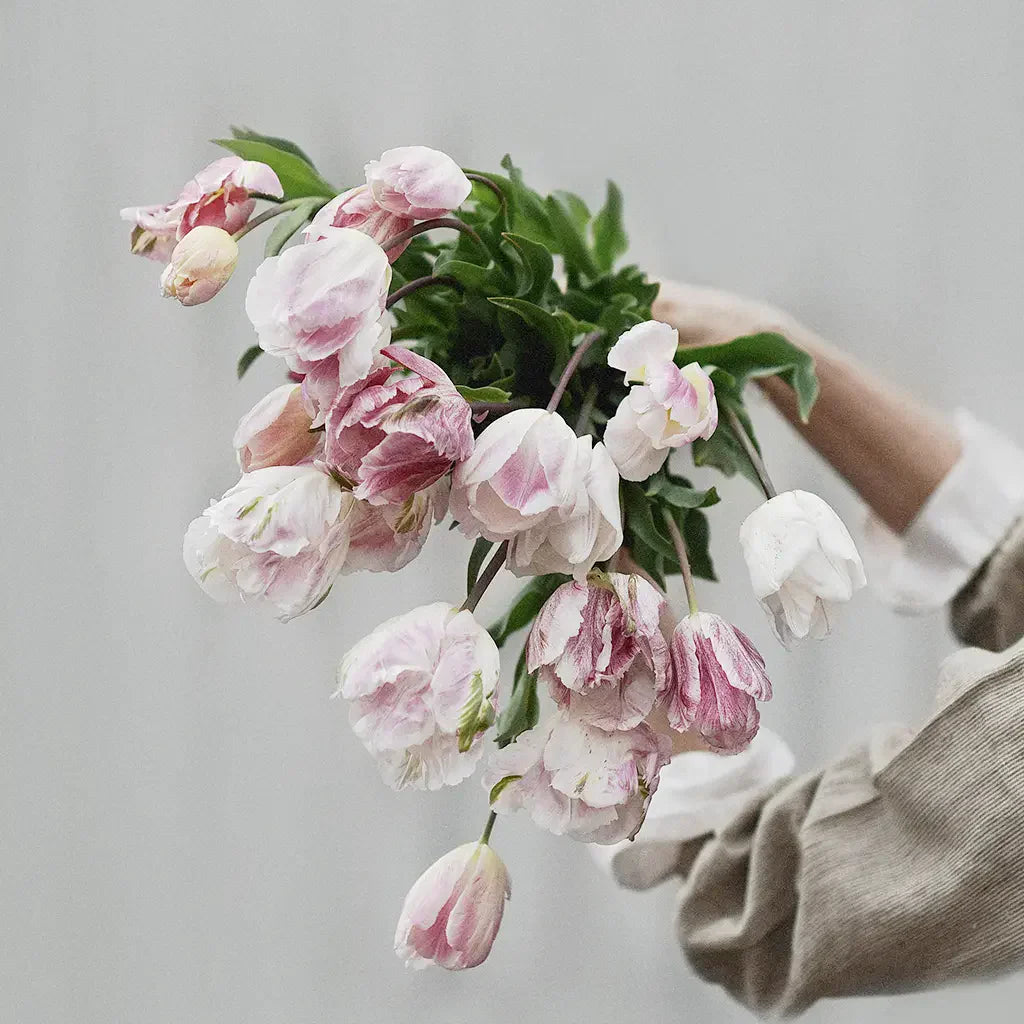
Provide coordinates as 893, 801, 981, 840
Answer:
381, 217, 482, 254
462, 541, 509, 613
386, 274, 462, 309
724, 404, 777, 499
231, 196, 329, 242
465, 173, 508, 217
547, 330, 603, 413
662, 509, 700, 617
480, 811, 498, 845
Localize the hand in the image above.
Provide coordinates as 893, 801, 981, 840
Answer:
652, 279, 805, 349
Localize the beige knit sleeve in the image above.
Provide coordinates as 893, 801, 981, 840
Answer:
671, 642, 1024, 1016
952, 515, 1024, 651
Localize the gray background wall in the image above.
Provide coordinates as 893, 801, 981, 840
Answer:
3, 1, 1022, 1021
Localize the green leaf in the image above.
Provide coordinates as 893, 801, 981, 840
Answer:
591, 180, 628, 273
431, 255, 507, 295
488, 574, 566, 647
691, 392, 765, 490
488, 775, 522, 804
494, 649, 540, 747
263, 197, 321, 257
229, 125, 316, 167
212, 138, 338, 200
622, 482, 677, 561
501, 232, 554, 303
499, 155, 555, 247
466, 537, 495, 594
455, 385, 513, 403
237, 345, 263, 379
683, 508, 715, 581
545, 192, 598, 279
488, 297, 574, 379
645, 477, 720, 510
682, 332, 819, 421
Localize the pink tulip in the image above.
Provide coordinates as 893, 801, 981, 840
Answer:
120, 202, 179, 262
159, 226, 239, 306
667, 612, 772, 753
233, 384, 321, 472
365, 146, 472, 219
527, 573, 670, 730
304, 185, 414, 260
323, 345, 473, 506
450, 409, 622, 579
395, 841, 510, 970
244, 227, 391, 381
482, 714, 671, 844
336, 602, 500, 791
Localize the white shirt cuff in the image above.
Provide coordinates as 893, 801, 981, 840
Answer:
591, 728, 795, 889
863, 410, 1024, 615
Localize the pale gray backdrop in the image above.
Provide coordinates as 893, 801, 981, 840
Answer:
3, 1, 1022, 1021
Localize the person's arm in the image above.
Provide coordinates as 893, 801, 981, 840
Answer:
651, 281, 961, 533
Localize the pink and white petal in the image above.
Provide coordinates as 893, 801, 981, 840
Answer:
606, 321, 679, 383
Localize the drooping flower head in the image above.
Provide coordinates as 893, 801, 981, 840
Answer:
395, 841, 510, 971
365, 146, 472, 220
739, 489, 866, 644
667, 611, 772, 753
244, 226, 391, 382
336, 602, 500, 791
604, 320, 717, 481
322, 345, 474, 506
160, 226, 239, 306
527, 573, 670, 730
482, 714, 671, 844
450, 409, 622, 579
304, 185, 414, 260
233, 383, 321, 472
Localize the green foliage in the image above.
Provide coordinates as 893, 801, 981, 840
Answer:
236, 345, 263, 379
212, 133, 337, 199
264, 197, 322, 257
494, 649, 540, 748
465, 537, 495, 593
488, 573, 567, 648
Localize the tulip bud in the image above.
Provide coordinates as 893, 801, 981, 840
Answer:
395, 841, 510, 970
234, 384, 320, 472
739, 490, 867, 645
365, 145, 472, 219
160, 226, 238, 306
304, 185, 414, 260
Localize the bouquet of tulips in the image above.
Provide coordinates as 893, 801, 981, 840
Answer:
122, 129, 867, 970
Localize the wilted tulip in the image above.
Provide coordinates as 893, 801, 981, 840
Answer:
739, 489, 867, 644
365, 145, 472, 219
324, 345, 473, 506
527, 573, 669, 730
245, 227, 391, 382
233, 383, 320, 472
482, 714, 671, 844
450, 409, 621, 579
337, 602, 500, 791
395, 841, 510, 970
667, 612, 772, 753
160, 226, 239, 306
604, 320, 717, 481
304, 185, 414, 260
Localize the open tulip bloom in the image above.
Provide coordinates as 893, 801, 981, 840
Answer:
124, 127, 867, 969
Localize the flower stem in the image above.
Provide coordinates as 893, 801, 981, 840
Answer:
462, 541, 509, 613
480, 811, 498, 845
381, 217, 482, 254
724, 405, 777, 499
662, 509, 699, 617
465, 173, 507, 218
231, 197, 328, 241
546, 330, 603, 413
385, 274, 462, 309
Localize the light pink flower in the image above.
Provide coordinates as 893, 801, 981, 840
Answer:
304, 185, 414, 260
667, 612, 772, 753
121, 156, 283, 258
336, 602, 500, 791
739, 490, 866, 645
173, 156, 283, 238
323, 345, 473, 506
450, 409, 621, 579
527, 573, 669, 730
233, 383, 321, 472
342, 479, 449, 573
482, 714, 671, 844
159, 226, 239, 306
365, 146, 472, 219
244, 226, 391, 381
395, 841, 510, 971
604, 320, 717, 482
